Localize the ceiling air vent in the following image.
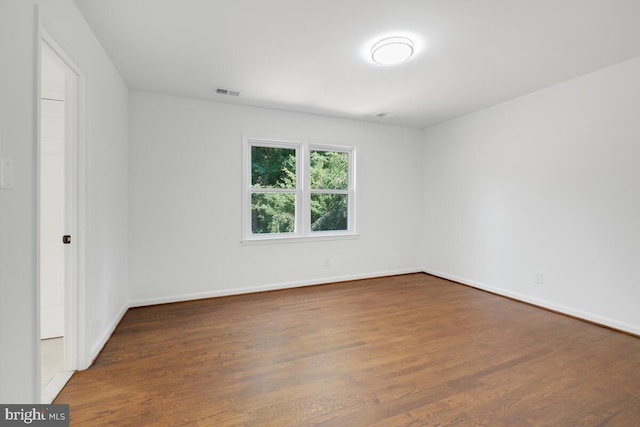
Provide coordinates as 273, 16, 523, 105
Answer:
215, 88, 240, 96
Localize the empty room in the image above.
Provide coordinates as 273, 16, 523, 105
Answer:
1, 0, 640, 425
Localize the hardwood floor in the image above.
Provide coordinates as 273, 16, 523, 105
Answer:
55, 273, 640, 426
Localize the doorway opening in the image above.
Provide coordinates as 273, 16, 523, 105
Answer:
39, 32, 86, 404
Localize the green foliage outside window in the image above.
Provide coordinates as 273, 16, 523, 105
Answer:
310, 150, 348, 231
251, 146, 350, 234
251, 146, 296, 189
311, 193, 348, 231
310, 150, 348, 190
251, 193, 296, 233
251, 146, 296, 233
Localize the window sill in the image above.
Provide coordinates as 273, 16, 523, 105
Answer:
240, 233, 360, 246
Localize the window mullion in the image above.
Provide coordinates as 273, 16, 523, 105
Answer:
300, 143, 309, 235
310, 189, 350, 195
348, 148, 355, 232
250, 188, 297, 194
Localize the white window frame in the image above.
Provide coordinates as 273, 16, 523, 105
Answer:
242, 135, 357, 244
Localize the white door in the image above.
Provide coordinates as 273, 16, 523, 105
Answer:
40, 33, 87, 403
40, 45, 67, 339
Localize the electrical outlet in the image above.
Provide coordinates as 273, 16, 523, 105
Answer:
0, 158, 15, 190
535, 272, 544, 284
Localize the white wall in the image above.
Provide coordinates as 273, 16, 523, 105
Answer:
0, 0, 39, 404
3, 0, 636, 405
129, 92, 423, 304
0, 0, 129, 402
36, 0, 130, 362
421, 56, 640, 334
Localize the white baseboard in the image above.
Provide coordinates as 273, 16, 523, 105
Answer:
81, 268, 640, 372
422, 267, 640, 337
82, 269, 421, 370
129, 268, 422, 308
41, 371, 73, 404
87, 304, 129, 368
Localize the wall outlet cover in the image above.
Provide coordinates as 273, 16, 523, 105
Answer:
0, 157, 15, 190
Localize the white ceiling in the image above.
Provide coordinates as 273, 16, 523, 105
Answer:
73, 0, 640, 129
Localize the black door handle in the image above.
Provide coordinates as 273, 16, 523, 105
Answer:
62, 235, 71, 244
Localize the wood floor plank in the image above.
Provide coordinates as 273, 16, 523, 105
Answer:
55, 273, 640, 426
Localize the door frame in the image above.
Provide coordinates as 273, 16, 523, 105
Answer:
38, 29, 88, 380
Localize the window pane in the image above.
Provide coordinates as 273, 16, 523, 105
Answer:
251, 193, 296, 234
251, 146, 296, 189
310, 150, 348, 190
311, 194, 348, 231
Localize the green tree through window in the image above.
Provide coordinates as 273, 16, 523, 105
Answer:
310, 150, 349, 231
245, 138, 355, 239
251, 146, 296, 233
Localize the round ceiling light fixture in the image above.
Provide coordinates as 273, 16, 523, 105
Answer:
371, 36, 414, 65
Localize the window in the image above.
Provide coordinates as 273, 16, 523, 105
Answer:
309, 149, 349, 231
250, 144, 297, 234
243, 136, 356, 242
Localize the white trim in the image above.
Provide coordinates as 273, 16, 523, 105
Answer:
76, 65, 88, 370
242, 136, 301, 240
89, 304, 129, 366
302, 142, 310, 235
310, 189, 350, 194
129, 269, 422, 308
248, 187, 298, 194
422, 267, 640, 336
39, 31, 88, 374
308, 144, 356, 235
41, 371, 73, 404
241, 232, 359, 245
34, 4, 42, 404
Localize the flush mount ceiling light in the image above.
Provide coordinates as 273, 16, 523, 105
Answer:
371, 36, 414, 65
